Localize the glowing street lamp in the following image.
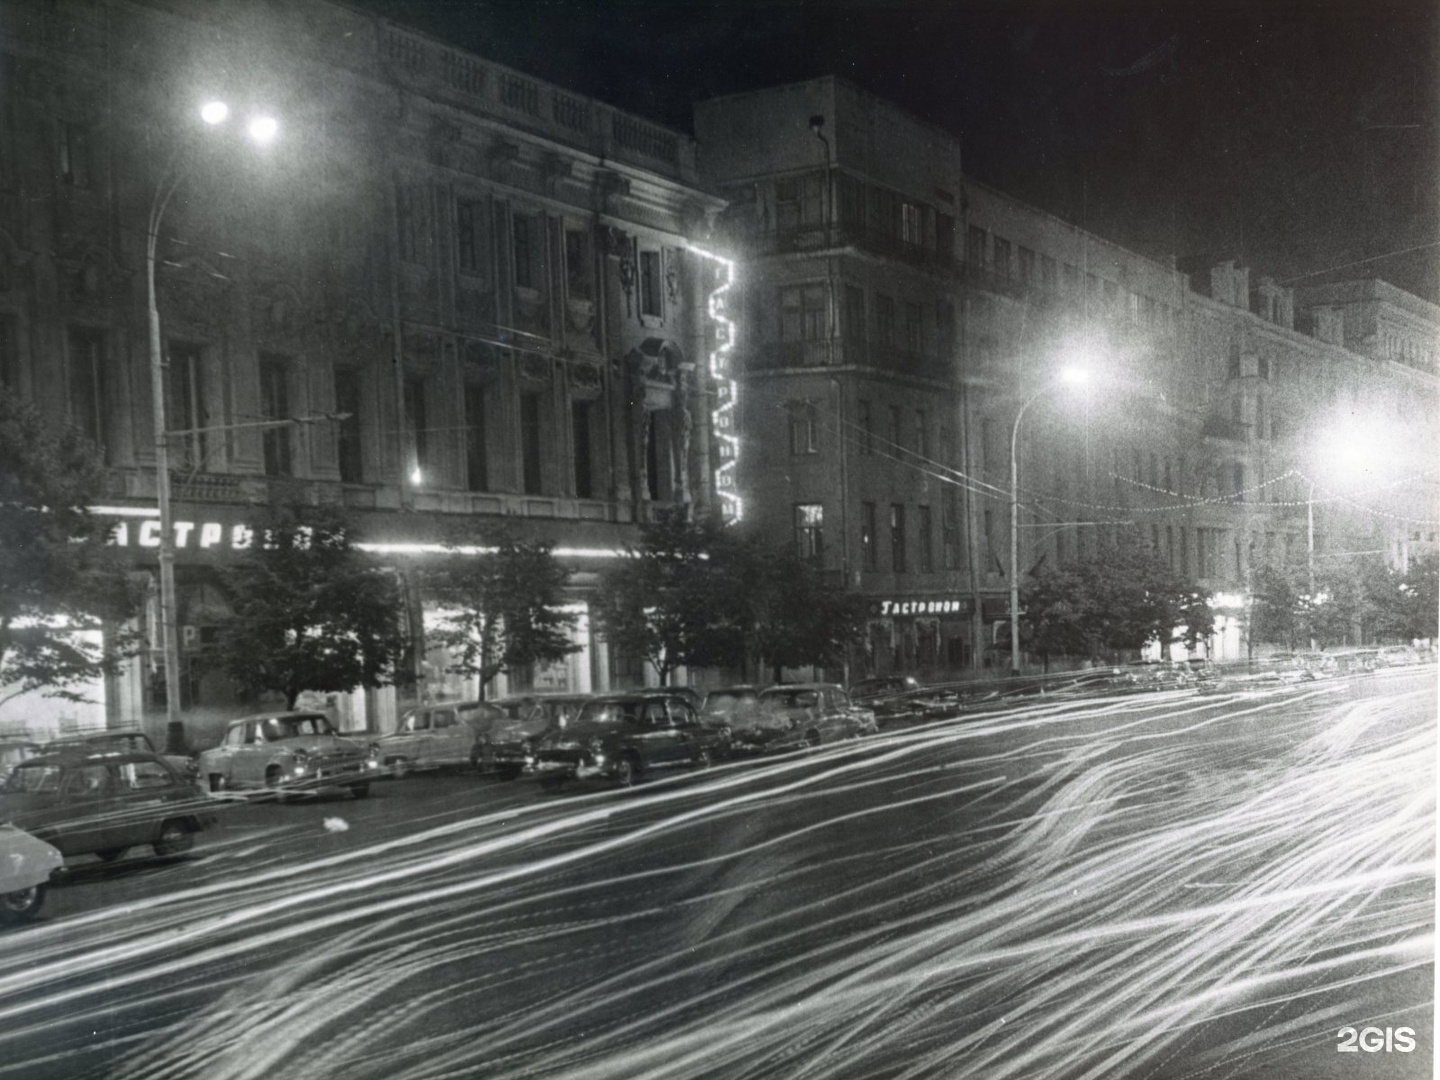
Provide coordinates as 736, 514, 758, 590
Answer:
1009, 366, 1089, 677
148, 100, 278, 752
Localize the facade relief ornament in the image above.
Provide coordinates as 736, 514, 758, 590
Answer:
665, 248, 681, 307
487, 139, 521, 181
569, 360, 602, 397
463, 340, 502, 383
517, 351, 551, 384
250, 281, 307, 344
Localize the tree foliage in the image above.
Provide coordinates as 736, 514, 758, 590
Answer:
749, 544, 868, 679
1020, 533, 1213, 661
424, 528, 578, 697
219, 510, 410, 710
1251, 552, 1439, 649
593, 509, 753, 684
0, 397, 137, 704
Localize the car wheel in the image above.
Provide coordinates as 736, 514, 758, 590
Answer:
805, 729, 822, 748
613, 755, 638, 787
265, 765, 290, 802
694, 746, 714, 770
153, 819, 194, 858
350, 782, 371, 799
0, 884, 46, 925
96, 848, 127, 863
388, 757, 409, 780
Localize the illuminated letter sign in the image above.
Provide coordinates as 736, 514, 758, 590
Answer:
687, 243, 742, 522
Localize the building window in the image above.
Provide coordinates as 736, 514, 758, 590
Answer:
937, 299, 956, 355
915, 410, 929, 460
167, 342, 207, 471
565, 228, 593, 300
993, 237, 1012, 279
457, 198, 486, 275
1232, 463, 1245, 500
943, 487, 961, 570
858, 399, 874, 454
464, 384, 489, 492
1017, 246, 1035, 286
640, 250, 663, 317
983, 509, 997, 573
335, 368, 364, 484
936, 212, 955, 257
903, 301, 922, 353
572, 400, 593, 498
843, 285, 866, 341
59, 122, 90, 188
67, 327, 106, 451
0, 314, 17, 389
512, 214, 538, 290
965, 225, 987, 267
520, 391, 544, 495
888, 405, 903, 454
900, 202, 922, 246
859, 502, 878, 571
891, 503, 907, 573
789, 401, 819, 455
917, 505, 933, 572
403, 376, 429, 483
258, 356, 292, 477
776, 173, 824, 230
780, 285, 827, 343
398, 183, 432, 264
875, 294, 895, 347
795, 503, 824, 561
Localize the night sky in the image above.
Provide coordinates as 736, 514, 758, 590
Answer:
354, 0, 1440, 304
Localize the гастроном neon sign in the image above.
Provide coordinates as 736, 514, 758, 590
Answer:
687, 243, 741, 523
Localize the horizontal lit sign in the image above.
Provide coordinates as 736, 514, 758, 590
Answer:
876, 598, 972, 617
110, 519, 254, 550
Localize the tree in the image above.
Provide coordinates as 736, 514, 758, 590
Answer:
424, 529, 578, 698
1019, 533, 1214, 662
749, 545, 868, 681
1392, 551, 1439, 641
218, 510, 410, 710
593, 508, 752, 685
1249, 563, 1307, 650
0, 397, 137, 705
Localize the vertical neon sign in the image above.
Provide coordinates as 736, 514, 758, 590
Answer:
688, 243, 742, 522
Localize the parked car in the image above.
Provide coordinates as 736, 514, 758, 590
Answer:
196, 712, 379, 798
699, 686, 764, 736
1376, 645, 1423, 668
43, 729, 196, 779
849, 676, 958, 724
0, 824, 64, 925
533, 691, 727, 787
732, 684, 876, 754
1, 751, 215, 864
1120, 660, 1197, 691
474, 694, 591, 779
0, 737, 42, 784
371, 700, 503, 777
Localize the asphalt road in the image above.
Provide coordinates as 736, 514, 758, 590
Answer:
1, 669, 1433, 1080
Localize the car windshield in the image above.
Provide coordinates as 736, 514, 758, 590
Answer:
3, 763, 63, 793
703, 691, 757, 717
260, 716, 336, 741
573, 700, 648, 730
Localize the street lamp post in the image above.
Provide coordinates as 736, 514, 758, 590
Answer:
1008, 368, 1088, 678
149, 102, 277, 753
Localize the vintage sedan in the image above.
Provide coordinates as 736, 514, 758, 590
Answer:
733, 684, 876, 754
0, 737, 41, 784
848, 676, 957, 725
1, 751, 215, 864
197, 712, 379, 798
474, 694, 591, 779
44, 729, 197, 779
372, 700, 502, 777
699, 686, 763, 736
534, 691, 727, 787
0, 825, 63, 925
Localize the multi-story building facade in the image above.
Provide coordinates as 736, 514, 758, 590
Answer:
697, 77, 1438, 678
0, 0, 726, 743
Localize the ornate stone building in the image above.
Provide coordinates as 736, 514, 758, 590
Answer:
696, 77, 1437, 678
0, 0, 726, 742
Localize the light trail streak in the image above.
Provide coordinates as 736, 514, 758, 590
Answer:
0, 675, 1431, 1079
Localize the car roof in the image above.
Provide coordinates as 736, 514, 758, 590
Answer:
15, 749, 173, 769
225, 712, 331, 727
585, 691, 694, 703
762, 683, 842, 693
705, 685, 760, 695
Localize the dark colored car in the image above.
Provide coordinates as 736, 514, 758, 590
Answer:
43, 729, 197, 779
0, 738, 42, 784
533, 691, 727, 786
474, 694, 592, 779
732, 684, 876, 754
699, 686, 763, 736
849, 676, 957, 724
0, 751, 215, 863
372, 700, 503, 777
196, 712, 379, 798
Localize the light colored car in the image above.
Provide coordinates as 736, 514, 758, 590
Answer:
197, 712, 379, 798
1, 752, 215, 867
733, 684, 876, 754
0, 824, 63, 925
372, 700, 502, 777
